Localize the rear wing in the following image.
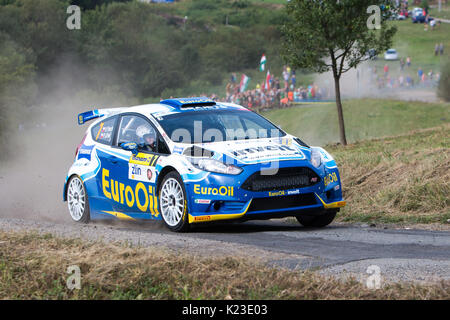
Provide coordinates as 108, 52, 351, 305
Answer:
77, 108, 125, 125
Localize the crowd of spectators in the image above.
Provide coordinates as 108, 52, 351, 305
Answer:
221, 67, 332, 111
370, 56, 441, 91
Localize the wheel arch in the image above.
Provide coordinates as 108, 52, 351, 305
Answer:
63, 174, 83, 202
156, 166, 179, 194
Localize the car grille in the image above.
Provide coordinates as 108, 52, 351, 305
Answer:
241, 167, 320, 192
248, 193, 317, 212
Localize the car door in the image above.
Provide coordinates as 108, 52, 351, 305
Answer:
109, 113, 170, 219
90, 115, 125, 214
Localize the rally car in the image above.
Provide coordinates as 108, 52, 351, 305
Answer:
64, 97, 346, 232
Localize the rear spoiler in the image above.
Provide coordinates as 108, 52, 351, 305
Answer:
77, 108, 125, 125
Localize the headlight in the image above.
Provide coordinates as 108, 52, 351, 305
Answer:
310, 148, 322, 168
192, 158, 243, 175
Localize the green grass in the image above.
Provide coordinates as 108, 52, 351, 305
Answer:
357, 20, 450, 80
262, 99, 450, 146
328, 125, 450, 224
431, 5, 450, 20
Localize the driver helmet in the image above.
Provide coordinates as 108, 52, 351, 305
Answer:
136, 125, 156, 145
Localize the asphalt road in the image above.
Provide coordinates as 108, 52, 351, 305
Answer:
1, 217, 449, 283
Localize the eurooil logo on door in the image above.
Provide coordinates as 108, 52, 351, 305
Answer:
101, 168, 159, 216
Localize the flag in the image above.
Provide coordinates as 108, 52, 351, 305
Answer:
240, 74, 250, 93
259, 54, 266, 72
265, 70, 271, 91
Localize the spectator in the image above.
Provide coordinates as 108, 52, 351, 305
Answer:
418, 67, 423, 81
282, 67, 289, 89
440, 43, 444, 55
435, 43, 439, 56
400, 58, 405, 71
430, 19, 436, 29
406, 56, 411, 67
231, 73, 236, 84
383, 64, 389, 77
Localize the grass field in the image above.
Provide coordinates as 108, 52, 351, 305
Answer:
262, 99, 450, 146
431, 4, 450, 20
1, 231, 448, 299
367, 20, 450, 80
329, 125, 450, 224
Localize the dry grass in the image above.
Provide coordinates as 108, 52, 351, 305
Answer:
0, 230, 449, 300
328, 125, 450, 224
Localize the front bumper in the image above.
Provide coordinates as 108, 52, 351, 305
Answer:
184, 160, 346, 223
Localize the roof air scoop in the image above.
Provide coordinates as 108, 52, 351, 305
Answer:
160, 97, 216, 108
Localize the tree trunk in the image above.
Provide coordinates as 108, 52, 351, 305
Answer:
333, 75, 347, 145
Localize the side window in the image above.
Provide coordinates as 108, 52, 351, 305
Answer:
157, 135, 170, 155
91, 117, 116, 145
116, 115, 157, 153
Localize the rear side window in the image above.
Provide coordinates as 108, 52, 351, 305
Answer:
91, 117, 116, 145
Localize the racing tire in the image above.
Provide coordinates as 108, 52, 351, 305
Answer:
158, 171, 190, 232
296, 211, 336, 228
66, 175, 90, 223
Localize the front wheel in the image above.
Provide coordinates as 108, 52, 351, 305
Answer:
67, 176, 90, 223
159, 172, 190, 232
296, 211, 336, 228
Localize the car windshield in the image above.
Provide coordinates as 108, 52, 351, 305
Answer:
387, 49, 396, 54
156, 109, 286, 144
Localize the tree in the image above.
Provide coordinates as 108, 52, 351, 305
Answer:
281, 0, 397, 145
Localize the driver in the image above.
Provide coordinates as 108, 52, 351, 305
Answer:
136, 125, 156, 152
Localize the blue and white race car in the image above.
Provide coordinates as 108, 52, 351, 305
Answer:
64, 97, 346, 231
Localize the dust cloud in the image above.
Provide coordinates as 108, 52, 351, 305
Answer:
0, 57, 136, 222
314, 59, 438, 102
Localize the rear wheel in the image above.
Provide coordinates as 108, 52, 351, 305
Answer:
159, 172, 189, 232
296, 211, 336, 228
67, 176, 90, 223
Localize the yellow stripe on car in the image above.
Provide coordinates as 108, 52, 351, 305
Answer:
315, 193, 346, 209
188, 200, 252, 224
102, 211, 136, 221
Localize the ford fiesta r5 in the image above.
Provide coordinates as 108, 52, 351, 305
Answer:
63, 97, 346, 232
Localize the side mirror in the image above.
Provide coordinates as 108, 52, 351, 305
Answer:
120, 142, 139, 155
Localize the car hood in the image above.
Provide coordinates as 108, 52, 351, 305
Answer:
173, 135, 311, 166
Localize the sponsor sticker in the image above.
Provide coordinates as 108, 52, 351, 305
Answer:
194, 199, 211, 204
128, 164, 156, 183
194, 215, 211, 222
193, 185, 234, 197
77, 145, 94, 161
229, 144, 304, 162
324, 172, 338, 186
268, 190, 285, 197
278, 137, 292, 146
173, 146, 184, 154
129, 153, 159, 166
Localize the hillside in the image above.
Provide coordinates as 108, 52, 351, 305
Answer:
329, 125, 450, 224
